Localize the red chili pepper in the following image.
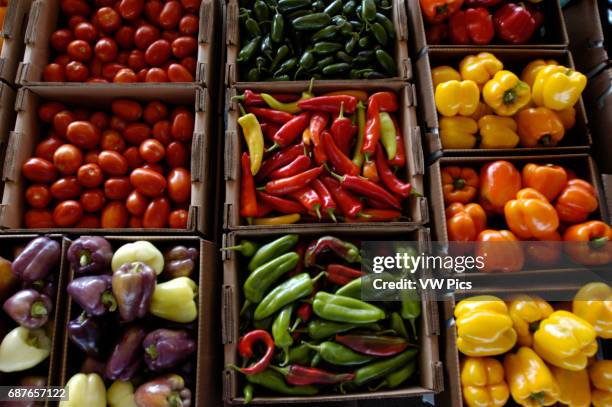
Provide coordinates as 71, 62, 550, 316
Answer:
322, 131, 360, 176
260, 123, 280, 142
330, 103, 355, 156
304, 236, 362, 268
298, 96, 358, 114
240, 152, 258, 218
271, 112, 310, 150
326, 264, 364, 285
296, 302, 312, 323
254, 201, 273, 218
365, 198, 397, 210
388, 116, 406, 168
247, 107, 294, 124
290, 187, 322, 219
311, 178, 337, 222
375, 144, 412, 199
238, 330, 275, 374
262, 166, 324, 195
288, 241, 309, 278
269, 155, 312, 180
346, 208, 402, 222
256, 143, 306, 181
234, 90, 298, 106
362, 98, 381, 159
330, 170, 401, 210
272, 365, 354, 386
368, 92, 398, 113
362, 159, 379, 182
256, 191, 306, 214
320, 175, 362, 218
335, 334, 410, 357
449, 7, 495, 45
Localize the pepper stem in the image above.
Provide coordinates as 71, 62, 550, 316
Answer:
145, 344, 159, 359
369, 380, 387, 392
266, 143, 280, 153
411, 189, 423, 197
529, 391, 546, 405
79, 250, 91, 267
589, 236, 609, 250
503, 89, 517, 105
328, 209, 338, 223
239, 104, 247, 116
102, 291, 117, 312
539, 135, 552, 146
30, 301, 48, 318
269, 365, 288, 376
301, 341, 320, 352
338, 102, 345, 119
232, 94, 245, 102
167, 393, 182, 407
529, 321, 541, 332
312, 271, 327, 284
290, 318, 302, 332
453, 178, 466, 191
307, 78, 315, 94
324, 165, 343, 182
314, 206, 321, 220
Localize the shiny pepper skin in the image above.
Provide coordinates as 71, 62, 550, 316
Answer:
482, 71, 531, 116
445, 203, 487, 242
507, 294, 553, 347
521, 163, 567, 201
573, 282, 612, 339
554, 179, 599, 223
435, 80, 480, 117
459, 53, 503, 86
503, 347, 560, 407
504, 188, 559, 240
532, 65, 587, 111
460, 357, 509, 407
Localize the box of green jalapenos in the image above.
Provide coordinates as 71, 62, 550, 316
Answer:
221, 228, 443, 404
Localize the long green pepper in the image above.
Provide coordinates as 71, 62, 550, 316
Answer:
254, 272, 323, 320
306, 319, 380, 339
248, 235, 298, 272
379, 112, 397, 160
370, 359, 417, 391
353, 348, 418, 386
272, 305, 294, 365
245, 369, 318, 396
303, 341, 374, 366
352, 102, 366, 167
244, 252, 299, 304
312, 292, 385, 324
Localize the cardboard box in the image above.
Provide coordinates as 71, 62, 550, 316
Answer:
16, 0, 217, 87
223, 81, 428, 231
0, 82, 16, 199
0, 0, 33, 84
414, 48, 591, 155
563, 0, 606, 73
221, 228, 443, 404
58, 235, 219, 407
0, 234, 68, 402
224, 0, 412, 85
407, 0, 569, 53
0, 84, 214, 235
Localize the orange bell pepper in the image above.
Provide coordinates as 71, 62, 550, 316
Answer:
555, 106, 576, 130
479, 160, 522, 214
525, 231, 562, 267
442, 166, 479, 204
521, 163, 567, 201
419, 0, 465, 23
516, 107, 565, 147
563, 221, 612, 266
476, 230, 524, 273
446, 203, 487, 242
504, 188, 559, 240
555, 179, 599, 223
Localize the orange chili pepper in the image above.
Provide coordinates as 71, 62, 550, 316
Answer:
442, 166, 479, 204
521, 163, 567, 201
504, 188, 559, 240
525, 231, 562, 267
563, 221, 612, 266
555, 179, 599, 224
479, 160, 521, 215
516, 107, 565, 147
445, 203, 487, 242
476, 230, 524, 273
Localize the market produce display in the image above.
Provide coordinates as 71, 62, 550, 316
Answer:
227, 235, 421, 401
21, 98, 193, 229
421, 0, 547, 45
43, 0, 200, 82
432, 53, 586, 149
442, 160, 611, 271
235, 88, 418, 225
456, 282, 611, 407
62, 237, 199, 407
236, 0, 398, 80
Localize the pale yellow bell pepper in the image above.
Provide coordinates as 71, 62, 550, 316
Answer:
440, 116, 478, 149
107, 380, 137, 407
435, 80, 480, 117
460, 53, 504, 86
59, 373, 106, 407
432, 65, 461, 88
150, 277, 198, 323
483, 71, 531, 116
478, 115, 519, 149
461, 356, 510, 407
573, 282, 612, 339
503, 347, 560, 407
532, 65, 587, 111
550, 366, 591, 407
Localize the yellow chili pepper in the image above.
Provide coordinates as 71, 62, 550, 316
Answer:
469, 102, 493, 121
454, 295, 517, 357
533, 310, 598, 371
237, 106, 264, 175
261, 79, 315, 113
507, 294, 553, 347
253, 213, 301, 225
590, 360, 612, 407
573, 282, 612, 339
323, 90, 369, 102
459, 53, 504, 86
555, 106, 576, 130
461, 357, 510, 407
435, 80, 480, 117
431, 66, 461, 88
440, 116, 478, 149
532, 65, 587, 110
478, 115, 519, 149
521, 59, 558, 88
550, 366, 591, 407
483, 71, 531, 116
503, 347, 560, 407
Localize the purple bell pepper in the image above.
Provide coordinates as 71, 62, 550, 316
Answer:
11, 237, 60, 282
67, 313, 109, 358
67, 236, 113, 275
143, 329, 196, 371
3, 289, 53, 329
67, 275, 116, 316
105, 325, 146, 381
112, 262, 156, 322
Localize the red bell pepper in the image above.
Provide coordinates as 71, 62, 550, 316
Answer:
247, 107, 294, 124
368, 92, 398, 113
388, 117, 406, 168
449, 7, 494, 45
426, 23, 449, 44
464, 0, 501, 7
326, 264, 364, 285
256, 143, 305, 181
256, 191, 306, 214
234, 90, 298, 106
238, 330, 275, 374
269, 155, 311, 180
331, 103, 354, 156
335, 334, 411, 356
330, 170, 402, 210
311, 178, 338, 222
240, 152, 258, 218
290, 187, 322, 219
374, 144, 413, 199
322, 131, 360, 176
271, 112, 311, 150
493, 3, 542, 45
262, 166, 324, 195
419, 0, 464, 23
298, 95, 357, 114
320, 175, 363, 218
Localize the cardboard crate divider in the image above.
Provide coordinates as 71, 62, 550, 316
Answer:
57, 235, 219, 407
0, 0, 33, 85
224, 0, 411, 86
221, 227, 443, 404
406, 0, 569, 53
224, 81, 428, 231
0, 234, 68, 407
16, 0, 217, 87
0, 84, 214, 236
0, 82, 16, 199
414, 48, 591, 155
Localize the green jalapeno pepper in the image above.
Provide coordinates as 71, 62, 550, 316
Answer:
284, 343, 313, 366
390, 312, 409, 339
238, 36, 262, 63
271, 12, 284, 43
312, 25, 338, 42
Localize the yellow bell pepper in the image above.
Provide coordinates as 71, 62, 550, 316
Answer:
459, 53, 504, 86
532, 65, 587, 111
533, 310, 598, 371
107, 380, 137, 407
469, 102, 493, 121
521, 59, 558, 88
478, 115, 519, 149
590, 360, 612, 407
550, 366, 591, 407
455, 295, 517, 357
440, 116, 478, 149
461, 357, 510, 407
573, 282, 612, 339
432, 65, 461, 88
435, 80, 480, 117
503, 347, 560, 407
150, 277, 198, 323
507, 294, 554, 347
483, 71, 531, 116
59, 373, 106, 407
556, 106, 576, 130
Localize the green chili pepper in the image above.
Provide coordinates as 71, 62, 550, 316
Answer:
370, 359, 417, 391
350, 20, 364, 31
358, 35, 373, 48
370, 22, 388, 46
324, 0, 343, 15
253, 315, 274, 330
379, 112, 397, 159
315, 56, 335, 70
277, 0, 311, 13
352, 102, 366, 167
244, 16, 262, 37
237, 36, 262, 62
287, 9, 310, 20
365, 71, 385, 79
345, 32, 359, 53
244, 252, 299, 304
312, 0, 326, 10
260, 35, 274, 60
335, 51, 353, 63
312, 292, 385, 324
306, 319, 381, 339
299, 51, 316, 70
337, 21, 353, 36
248, 235, 299, 272
335, 276, 362, 298
254, 272, 324, 320
322, 62, 350, 75
254, 0, 270, 22
312, 25, 338, 41
285, 343, 313, 365
303, 341, 375, 366
255, 56, 268, 72
246, 68, 260, 81
292, 13, 331, 30
390, 312, 409, 339
313, 41, 343, 54
221, 240, 259, 257
400, 289, 421, 336
343, 0, 357, 15
375, 12, 396, 39
272, 305, 293, 365
243, 384, 254, 404
361, 0, 377, 22
271, 12, 284, 43
245, 369, 319, 395
376, 49, 396, 75
353, 348, 418, 386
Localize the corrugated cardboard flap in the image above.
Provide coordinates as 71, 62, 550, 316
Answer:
226, 0, 239, 46
2, 131, 18, 182
222, 284, 235, 344
1, 0, 18, 39
433, 361, 444, 393
23, 0, 41, 45
198, 0, 213, 44
224, 129, 237, 180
